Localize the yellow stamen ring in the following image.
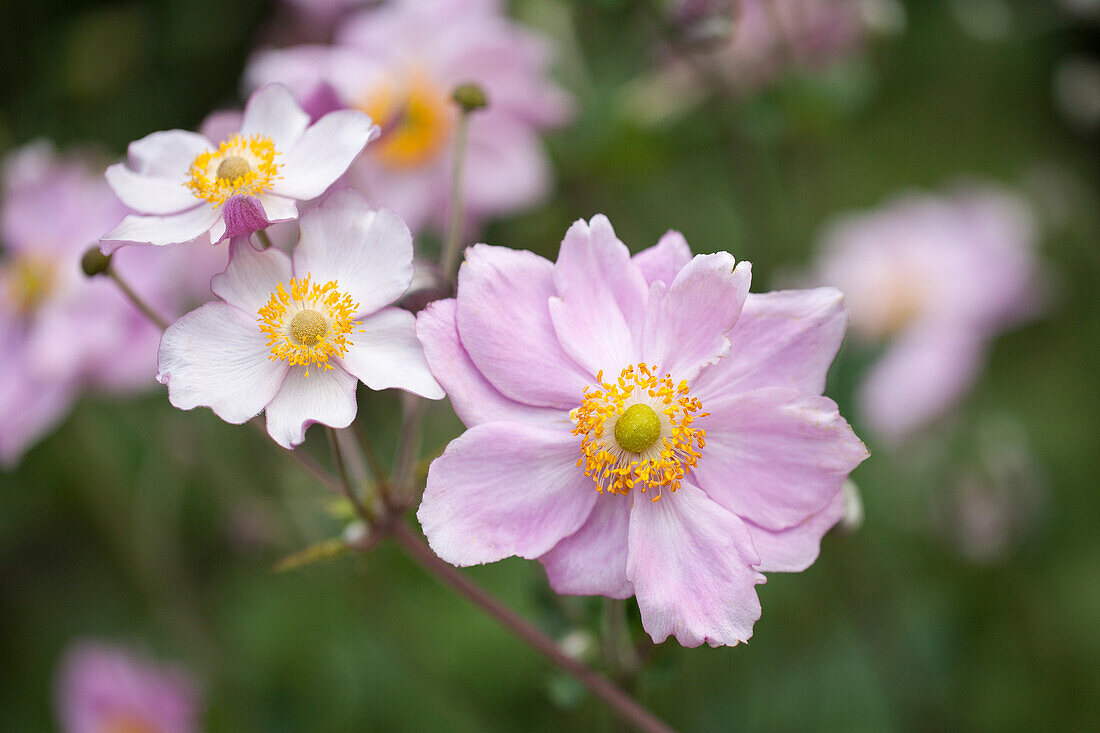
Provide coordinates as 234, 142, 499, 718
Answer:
258, 275, 360, 378
187, 134, 280, 207
571, 363, 708, 499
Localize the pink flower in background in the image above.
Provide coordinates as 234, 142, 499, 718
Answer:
56, 641, 200, 733
0, 142, 225, 467
416, 215, 867, 647
157, 189, 443, 449
815, 186, 1043, 442
101, 84, 377, 252
245, 0, 572, 234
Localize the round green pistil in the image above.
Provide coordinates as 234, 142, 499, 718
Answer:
613, 404, 661, 454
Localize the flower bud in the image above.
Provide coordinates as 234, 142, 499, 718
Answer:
80, 246, 112, 278
452, 83, 489, 113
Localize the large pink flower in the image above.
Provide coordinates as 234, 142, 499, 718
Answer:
244, 0, 572, 234
0, 142, 226, 467
55, 641, 200, 733
416, 215, 867, 647
815, 186, 1043, 442
157, 189, 443, 449
101, 84, 377, 252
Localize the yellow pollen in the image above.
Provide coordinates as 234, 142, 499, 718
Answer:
571, 363, 708, 498
186, 134, 280, 206
290, 309, 328, 346
359, 72, 455, 170
258, 275, 360, 377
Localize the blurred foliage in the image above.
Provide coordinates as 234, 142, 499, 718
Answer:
2, 0, 1100, 731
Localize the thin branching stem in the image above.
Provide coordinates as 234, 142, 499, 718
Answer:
106, 266, 169, 331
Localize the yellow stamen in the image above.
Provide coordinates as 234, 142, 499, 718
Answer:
258, 275, 360, 377
359, 72, 454, 170
571, 363, 708, 497
186, 134, 280, 206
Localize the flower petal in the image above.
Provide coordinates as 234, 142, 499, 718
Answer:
742, 489, 846, 573
126, 129, 211, 178
210, 237, 292, 315
157, 302, 287, 424
294, 190, 413, 315
340, 307, 443, 399
105, 162, 197, 215
272, 110, 378, 201
264, 365, 358, 449
239, 83, 310, 152
692, 288, 849, 401
548, 216, 647, 375
627, 483, 765, 647
692, 388, 868, 531
258, 193, 298, 224
632, 230, 692, 286
858, 325, 984, 442
101, 205, 222, 252
455, 244, 591, 408
417, 422, 597, 566
416, 298, 565, 427
539, 495, 634, 599
642, 253, 751, 381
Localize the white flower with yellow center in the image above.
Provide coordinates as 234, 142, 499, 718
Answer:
156, 189, 443, 449
101, 84, 379, 253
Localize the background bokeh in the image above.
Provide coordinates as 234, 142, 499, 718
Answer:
2, 0, 1099, 730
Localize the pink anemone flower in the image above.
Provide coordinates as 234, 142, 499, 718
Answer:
101, 84, 378, 252
416, 215, 867, 647
56, 641, 200, 733
157, 189, 443, 449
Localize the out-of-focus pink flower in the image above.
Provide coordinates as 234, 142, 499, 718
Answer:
245, 0, 573, 234
815, 186, 1043, 442
55, 641, 200, 733
0, 142, 226, 467
101, 84, 377, 252
157, 189, 442, 449
416, 215, 867, 647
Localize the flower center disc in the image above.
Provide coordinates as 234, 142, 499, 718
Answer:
360, 72, 454, 170
216, 155, 252, 182
614, 404, 661, 453
571, 363, 708, 499
290, 308, 328, 346
186, 134, 280, 206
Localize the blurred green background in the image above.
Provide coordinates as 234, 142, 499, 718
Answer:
2, 0, 1099, 730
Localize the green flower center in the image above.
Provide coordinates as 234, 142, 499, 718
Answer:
613, 403, 662, 454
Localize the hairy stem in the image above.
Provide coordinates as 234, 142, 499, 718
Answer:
106, 266, 169, 331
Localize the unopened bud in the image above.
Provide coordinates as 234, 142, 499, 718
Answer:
81, 246, 112, 277
452, 83, 489, 113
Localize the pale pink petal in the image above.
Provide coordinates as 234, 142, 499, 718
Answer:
239, 84, 310, 152
455, 244, 591, 408
539, 495, 634, 599
258, 193, 298, 223
293, 190, 412, 314
548, 215, 647, 375
264, 365, 358, 449
692, 288, 849, 401
126, 129, 211, 178
462, 120, 551, 219
101, 205, 221, 251
210, 237, 292, 315
642, 254, 751, 381
416, 299, 567, 427
858, 325, 985, 442
272, 110, 378, 201
418, 422, 597, 565
627, 483, 765, 647
340, 307, 443, 399
632, 230, 692, 286
743, 489, 846, 573
105, 162, 197, 215
692, 388, 869, 531
157, 302, 287, 424
199, 110, 243, 145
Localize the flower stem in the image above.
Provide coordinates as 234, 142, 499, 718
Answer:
353, 420, 393, 504
254, 229, 274, 250
327, 427, 374, 524
440, 108, 472, 281
105, 265, 169, 331
388, 521, 677, 733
